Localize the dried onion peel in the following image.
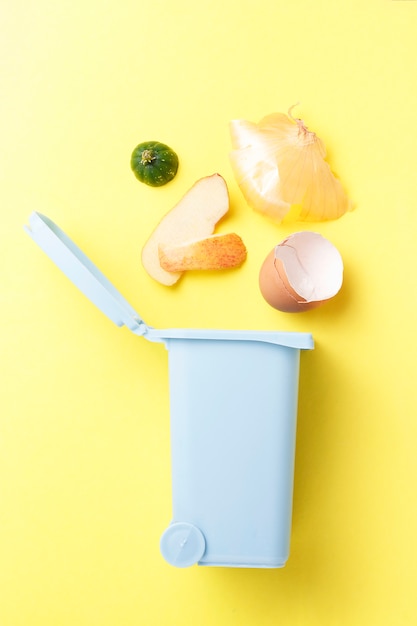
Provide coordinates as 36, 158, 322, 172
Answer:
229, 107, 352, 222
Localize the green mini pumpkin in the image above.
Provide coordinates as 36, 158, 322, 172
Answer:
130, 141, 179, 187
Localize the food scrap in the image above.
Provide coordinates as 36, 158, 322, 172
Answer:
159, 233, 247, 273
259, 231, 343, 312
229, 106, 352, 222
141, 173, 246, 286
131, 140, 179, 187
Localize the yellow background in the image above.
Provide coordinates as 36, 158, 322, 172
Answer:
1, 1, 417, 624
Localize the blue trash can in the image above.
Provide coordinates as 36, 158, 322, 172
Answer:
25, 212, 313, 568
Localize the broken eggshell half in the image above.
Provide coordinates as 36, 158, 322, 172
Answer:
259, 231, 343, 313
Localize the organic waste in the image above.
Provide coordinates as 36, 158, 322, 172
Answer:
131, 141, 179, 187
229, 106, 352, 223
259, 232, 344, 312
141, 174, 246, 286
159, 233, 247, 273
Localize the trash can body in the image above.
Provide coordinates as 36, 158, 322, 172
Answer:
161, 334, 304, 568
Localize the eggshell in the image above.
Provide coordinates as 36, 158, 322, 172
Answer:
259, 232, 343, 313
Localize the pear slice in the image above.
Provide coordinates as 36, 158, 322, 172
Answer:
141, 173, 230, 285
158, 232, 247, 272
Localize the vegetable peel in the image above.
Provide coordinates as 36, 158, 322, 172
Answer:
230, 107, 353, 223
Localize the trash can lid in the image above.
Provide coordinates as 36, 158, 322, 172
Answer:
24, 212, 148, 335
24, 212, 313, 350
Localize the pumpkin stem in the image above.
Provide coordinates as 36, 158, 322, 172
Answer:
140, 149, 156, 165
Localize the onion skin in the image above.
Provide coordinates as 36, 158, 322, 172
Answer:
230, 109, 353, 223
